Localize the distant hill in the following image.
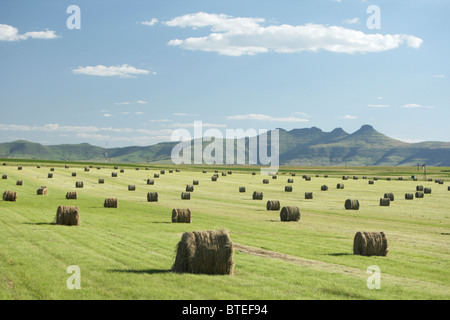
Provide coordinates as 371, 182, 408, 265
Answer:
1, 125, 450, 166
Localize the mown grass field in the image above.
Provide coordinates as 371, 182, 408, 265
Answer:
0, 160, 449, 300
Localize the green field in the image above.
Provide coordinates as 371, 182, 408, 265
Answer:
1, 160, 449, 300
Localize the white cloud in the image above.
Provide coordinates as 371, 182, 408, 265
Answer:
343, 18, 360, 25
340, 115, 358, 119
292, 112, 310, 118
226, 113, 308, 122
402, 103, 424, 109
164, 12, 422, 56
72, 64, 153, 78
114, 102, 130, 105
135, 111, 144, 115
433, 74, 445, 78
136, 100, 148, 104
140, 18, 159, 26
0, 24, 59, 41
368, 104, 390, 108
103, 113, 113, 118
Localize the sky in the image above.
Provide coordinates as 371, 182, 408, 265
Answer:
0, 0, 449, 147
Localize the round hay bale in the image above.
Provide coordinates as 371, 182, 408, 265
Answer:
342, 176, 348, 180
424, 188, 432, 194
37, 187, 48, 196
266, 200, 281, 211
193, 180, 199, 186
222, 172, 227, 177
154, 173, 160, 178
324, 175, 328, 178
345, 199, 359, 210
50, 168, 55, 172
18, 167, 22, 171
321, 185, 328, 191
172, 209, 192, 223
36, 165, 40, 168
186, 185, 194, 192
448, 186, 450, 191
16, 180, 23, 186
304, 176, 311, 181
337, 183, 345, 189
239, 187, 246, 193
147, 179, 154, 185
2, 163, 6, 166
97, 167, 101, 170
48, 173, 53, 179
353, 232, 389, 256
228, 171, 232, 175
3, 190, 17, 202
211, 176, 217, 181
202, 170, 207, 174
84, 167, 89, 172
111, 172, 118, 177
287, 179, 294, 183
252, 172, 256, 175
272, 175, 277, 180
384, 193, 395, 201
135, 167, 140, 171
160, 170, 165, 174
415, 191, 424, 198
379, 198, 390, 206
353, 176, 358, 180
98, 179, 105, 184
104, 198, 118, 208
75, 181, 84, 188
181, 192, 191, 200
397, 177, 403, 181
120, 169, 125, 173
128, 185, 136, 191
72, 172, 77, 177
280, 206, 300, 222
285, 186, 293, 192
66, 192, 77, 200
405, 193, 414, 200
213, 174, 219, 178
147, 192, 158, 202
176, 169, 180, 173
291, 173, 296, 176
56, 206, 80, 226
416, 185, 424, 191
305, 192, 313, 199
252, 191, 263, 200
65, 165, 70, 169
172, 230, 234, 275
114, 166, 119, 170
262, 179, 269, 184
369, 180, 374, 185
373, 177, 379, 181
2, 175, 7, 180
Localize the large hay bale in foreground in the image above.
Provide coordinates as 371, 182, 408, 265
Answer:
104, 198, 118, 208
384, 193, 395, 201
181, 192, 191, 200
266, 200, 281, 211
379, 198, 390, 206
66, 192, 78, 200
345, 199, 359, 210
3, 190, 17, 202
353, 232, 389, 256
172, 230, 234, 275
37, 187, 48, 196
405, 193, 414, 200
280, 206, 300, 222
172, 209, 192, 223
252, 191, 263, 200
56, 206, 80, 226
147, 192, 158, 202
305, 192, 313, 199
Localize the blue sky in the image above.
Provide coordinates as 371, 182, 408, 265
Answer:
0, 0, 449, 147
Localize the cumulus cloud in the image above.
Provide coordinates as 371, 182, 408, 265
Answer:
343, 18, 360, 25
226, 113, 308, 122
163, 12, 422, 56
0, 24, 59, 41
402, 103, 435, 109
72, 64, 154, 78
368, 104, 390, 108
340, 115, 358, 119
140, 18, 159, 26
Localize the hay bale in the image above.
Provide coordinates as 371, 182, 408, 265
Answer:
56, 206, 80, 226
111, 172, 118, 177
66, 192, 78, 200
222, 172, 227, 177
98, 179, 105, 184
213, 174, 219, 178
172, 209, 192, 223
252, 172, 256, 175
181, 192, 191, 200
272, 175, 277, 180
211, 176, 217, 181
3, 190, 17, 202
65, 165, 70, 169
239, 187, 246, 193
135, 167, 140, 171
304, 176, 311, 181
324, 175, 328, 178
337, 183, 344, 189
228, 171, 232, 175
114, 166, 119, 170
193, 180, 199, 186
266, 200, 280, 211
345, 199, 359, 210
2, 175, 7, 179
405, 193, 414, 200
104, 198, 118, 208
287, 179, 294, 183
186, 185, 194, 192
18, 167, 22, 170
379, 198, 390, 206
424, 188, 432, 194
214, 170, 219, 173
369, 180, 374, 185
448, 186, 450, 191
160, 170, 165, 174
176, 169, 180, 173
16, 180, 23, 186
291, 173, 296, 176
147, 179, 154, 185
50, 168, 55, 172
72, 172, 77, 177
37, 187, 48, 196
154, 173, 160, 178
416, 185, 424, 191
128, 185, 136, 191
172, 230, 234, 275
280, 206, 300, 222
353, 176, 358, 180
84, 167, 90, 172
415, 191, 424, 199
202, 170, 207, 174
342, 176, 348, 180
305, 192, 313, 199
75, 181, 84, 188
48, 173, 53, 179
97, 167, 101, 170
353, 232, 388, 256
147, 192, 158, 202
386, 177, 391, 181
285, 185, 293, 192
262, 179, 269, 184
321, 185, 328, 191
253, 191, 263, 200
384, 193, 395, 201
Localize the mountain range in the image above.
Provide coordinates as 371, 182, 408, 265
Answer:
1, 125, 450, 166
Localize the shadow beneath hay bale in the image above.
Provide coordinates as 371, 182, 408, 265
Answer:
108, 269, 172, 275
23, 222, 55, 226
151, 221, 172, 224
326, 253, 353, 256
